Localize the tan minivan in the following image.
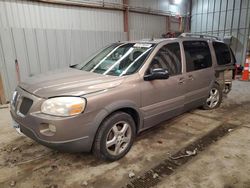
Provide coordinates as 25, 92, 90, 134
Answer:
11, 34, 235, 161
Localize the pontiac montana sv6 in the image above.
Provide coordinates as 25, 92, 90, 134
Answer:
11, 33, 235, 161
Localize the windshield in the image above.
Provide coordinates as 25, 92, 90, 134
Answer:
74, 43, 154, 76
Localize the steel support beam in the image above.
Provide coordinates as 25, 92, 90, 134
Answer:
211, 0, 216, 35
167, 16, 171, 32
206, 0, 209, 33
217, 0, 222, 36
223, 0, 229, 36
230, 0, 236, 36
235, 0, 243, 63
123, 0, 129, 40
241, 0, 250, 65
32, 0, 125, 11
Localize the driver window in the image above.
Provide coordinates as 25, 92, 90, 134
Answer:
148, 43, 182, 76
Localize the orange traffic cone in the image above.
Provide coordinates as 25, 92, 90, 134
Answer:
242, 59, 249, 81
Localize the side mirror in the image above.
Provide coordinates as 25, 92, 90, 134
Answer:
69, 64, 78, 68
144, 68, 170, 81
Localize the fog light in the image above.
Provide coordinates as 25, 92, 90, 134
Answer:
40, 123, 56, 136
49, 124, 56, 133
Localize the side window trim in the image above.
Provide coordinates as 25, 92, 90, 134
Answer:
146, 42, 183, 77
183, 40, 212, 72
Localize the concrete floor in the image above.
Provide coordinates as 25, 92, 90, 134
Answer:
0, 80, 250, 188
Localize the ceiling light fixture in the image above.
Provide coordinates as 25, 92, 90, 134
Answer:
174, 0, 182, 5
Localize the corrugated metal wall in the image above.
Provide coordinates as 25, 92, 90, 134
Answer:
0, 0, 123, 31
0, 0, 126, 100
0, 28, 126, 100
0, 0, 188, 101
129, 13, 166, 40
191, 0, 250, 65
128, 0, 189, 40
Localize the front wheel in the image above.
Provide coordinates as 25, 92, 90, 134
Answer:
93, 112, 136, 161
203, 84, 222, 110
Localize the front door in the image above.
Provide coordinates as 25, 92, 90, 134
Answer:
140, 42, 186, 129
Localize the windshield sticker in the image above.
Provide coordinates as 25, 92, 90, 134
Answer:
133, 43, 152, 48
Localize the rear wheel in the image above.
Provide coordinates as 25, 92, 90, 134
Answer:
203, 84, 222, 110
93, 112, 136, 161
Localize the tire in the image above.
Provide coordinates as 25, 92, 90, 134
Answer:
93, 112, 136, 161
202, 83, 222, 110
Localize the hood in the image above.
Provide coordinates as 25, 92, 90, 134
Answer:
19, 68, 124, 98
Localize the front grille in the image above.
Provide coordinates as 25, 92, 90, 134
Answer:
19, 97, 33, 115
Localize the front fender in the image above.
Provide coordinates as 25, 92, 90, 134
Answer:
95, 100, 143, 132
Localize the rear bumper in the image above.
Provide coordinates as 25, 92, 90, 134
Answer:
215, 69, 233, 94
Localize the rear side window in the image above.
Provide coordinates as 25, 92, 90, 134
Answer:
213, 42, 232, 65
183, 41, 212, 72
149, 42, 182, 76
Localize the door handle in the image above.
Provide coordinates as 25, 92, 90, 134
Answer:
178, 77, 185, 84
187, 75, 194, 80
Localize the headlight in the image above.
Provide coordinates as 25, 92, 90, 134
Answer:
41, 97, 86, 117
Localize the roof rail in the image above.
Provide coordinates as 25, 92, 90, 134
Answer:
179, 33, 219, 40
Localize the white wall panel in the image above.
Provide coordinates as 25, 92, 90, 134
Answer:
192, 0, 198, 14
208, 0, 215, 12
0, 29, 17, 100
0, 28, 126, 100
225, 10, 233, 30
240, 9, 247, 28
232, 10, 240, 29
214, 0, 221, 11
227, 0, 235, 9
191, 16, 197, 32
201, 13, 207, 32
0, 0, 127, 100
12, 28, 30, 80
0, 0, 189, 100
219, 12, 226, 31
213, 12, 219, 31
221, 0, 227, 11
0, 0, 124, 31
197, 14, 202, 32
234, 0, 241, 9
202, 0, 208, 13
170, 22, 180, 32
35, 29, 51, 73
24, 29, 41, 75
207, 13, 213, 31
0, 31, 11, 100
129, 12, 166, 40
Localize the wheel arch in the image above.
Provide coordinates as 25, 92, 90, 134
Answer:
90, 101, 143, 151
102, 100, 143, 133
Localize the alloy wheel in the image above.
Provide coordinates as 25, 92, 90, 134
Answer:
206, 88, 220, 108
106, 121, 132, 156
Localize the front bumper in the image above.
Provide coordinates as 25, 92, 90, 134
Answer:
10, 87, 97, 153
12, 118, 90, 152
